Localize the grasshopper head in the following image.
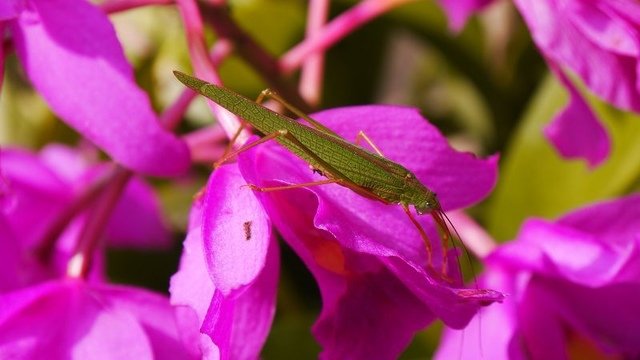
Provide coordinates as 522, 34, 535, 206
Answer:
402, 172, 440, 215
414, 193, 441, 215
414, 191, 440, 215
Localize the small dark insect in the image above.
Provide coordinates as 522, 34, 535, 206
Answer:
310, 166, 325, 177
243, 221, 252, 241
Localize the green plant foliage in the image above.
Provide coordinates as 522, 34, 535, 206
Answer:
486, 74, 640, 241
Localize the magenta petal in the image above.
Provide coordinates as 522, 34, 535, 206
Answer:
202, 165, 271, 293
484, 194, 640, 356
569, 2, 639, 57
1, 148, 71, 248
202, 238, 279, 360
240, 151, 501, 358
0, 0, 22, 21
0, 280, 190, 359
105, 178, 172, 249
536, 276, 640, 355
517, 281, 568, 360
435, 270, 527, 360
172, 178, 278, 360
313, 266, 434, 360
514, 0, 640, 112
495, 196, 640, 287
556, 193, 640, 245
0, 215, 22, 292
170, 222, 218, 359
544, 70, 610, 167
11, 0, 190, 176
438, 0, 494, 31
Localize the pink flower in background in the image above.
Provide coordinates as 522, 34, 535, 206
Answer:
0, 0, 190, 176
0, 145, 171, 291
0, 279, 193, 359
171, 105, 503, 359
437, 0, 640, 167
435, 194, 640, 359
514, 0, 640, 167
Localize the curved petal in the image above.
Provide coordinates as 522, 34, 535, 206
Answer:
232, 105, 501, 357
11, 0, 190, 176
94, 283, 193, 360
434, 270, 528, 360
544, 70, 610, 167
170, 221, 218, 360
0, 280, 190, 359
172, 176, 279, 360
0, 148, 71, 248
0, 0, 23, 21
202, 165, 271, 294
536, 276, 640, 355
105, 178, 172, 249
514, 0, 640, 112
202, 238, 279, 360
0, 215, 22, 292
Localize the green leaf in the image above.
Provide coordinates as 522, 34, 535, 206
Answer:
486, 74, 640, 241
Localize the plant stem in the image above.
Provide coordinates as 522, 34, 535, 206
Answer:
280, 0, 415, 74
177, 0, 244, 141
34, 169, 115, 264
101, 0, 173, 14
299, 0, 329, 106
198, 2, 313, 113
67, 167, 132, 278
162, 40, 233, 131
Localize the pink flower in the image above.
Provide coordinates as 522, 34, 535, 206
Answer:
435, 194, 640, 359
513, 0, 640, 167
1, 0, 189, 176
438, 0, 640, 167
0, 144, 171, 291
0, 279, 193, 359
170, 167, 279, 359
171, 105, 503, 359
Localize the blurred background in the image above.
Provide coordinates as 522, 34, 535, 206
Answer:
2, 0, 640, 357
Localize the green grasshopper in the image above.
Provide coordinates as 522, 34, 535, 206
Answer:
174, 71, 461, 277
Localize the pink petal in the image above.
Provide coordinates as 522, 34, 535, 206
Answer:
170, 224, 218, 359
11, 0, 190, 176
202, 238, 279, 360
172, 183, 279, 360
536, 275, 640, 355
202, 165, 271, 293
569, 2, 639, 57
544, 70, 610, 167
93, 283, 193, 360
0, 280, 190, 359
3, 146, 172, 250
1, 148, 71, 248
514, 0, 640, 112
495, 195, 640, 287
0, 215, 22, 292
0, 0, 22, 21
517, 281, 569, 360
105, 178, 172, 249
232, 105, 501, 357
435, 270, 527, 360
